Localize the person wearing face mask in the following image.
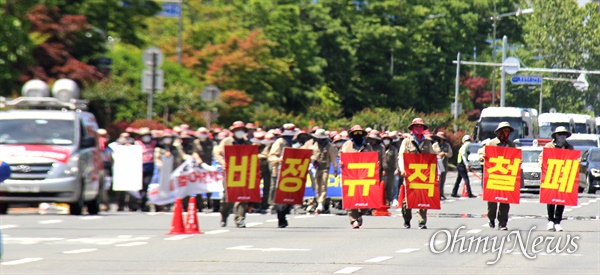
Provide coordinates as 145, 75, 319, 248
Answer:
213, 121, 252, 228
192, 127, 216, 212
153, 130, 180, 212
134, 127, 157, 212
397, 118, 437, 229
268, 123, 298, 227
340, 125, 374, 229
537, 126, 573, 232
251, 130, 270, 213
332, 135, 346, 156
381, 134, 399, 206
479, 121, 516, 230
451, 135, 476, 199
432, 132, 453, 201
307, 129, 339, 214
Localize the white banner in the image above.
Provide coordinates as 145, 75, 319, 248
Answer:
112, 145, 143, 191
148, 159, 224, 205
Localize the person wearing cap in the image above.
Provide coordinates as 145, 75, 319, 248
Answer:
340, 125, 375, 229
538, 126, 574, 232
432, 132, 453, 200
213, 121, 252, 228
245, 123, 257, 140
134, 127, 157, 212
332, 135, 346, 155
397, 118, 437, 229
451, 134, 476, 199
307, 129, 339, 214
152, 131, 180, 212
381, 134, 399, 206
268, 123, 298, 228
367, 130, 384, 166
250, 130, 271, 213
479, 121, 517, 231
192, 127, 216, 212
293, 130, 311, 148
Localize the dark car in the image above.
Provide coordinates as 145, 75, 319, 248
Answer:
579, 148, 600, 194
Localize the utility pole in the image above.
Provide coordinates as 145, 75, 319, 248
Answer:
500, 35, 508, 107
454, 52, 461, 133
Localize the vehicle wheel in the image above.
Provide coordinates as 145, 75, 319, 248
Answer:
69, 183, 85, 215
586, 174, 595, 194
0, 203, 9, 215
86, 187, 102, 215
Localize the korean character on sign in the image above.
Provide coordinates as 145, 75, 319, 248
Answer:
487, 156, 520, 191
280, 158, 310, 192
541, 159, 579, 193
227, 155, 259, 188
344, 163, 377, 196
407, 163, 436, 196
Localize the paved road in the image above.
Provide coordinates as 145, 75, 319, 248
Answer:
1, 172, 599, 274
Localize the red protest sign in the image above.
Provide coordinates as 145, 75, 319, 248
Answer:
340, 152, 383, 209
540, 147, 580, 206
403, 153, 440, 210
224, 145, 261, 202
274, 148, 312, 204
483, 146, 521, 204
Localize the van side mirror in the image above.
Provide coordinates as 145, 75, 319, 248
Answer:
80, 136, 96, 148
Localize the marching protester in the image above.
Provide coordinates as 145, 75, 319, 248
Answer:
398, 118, 436, 229
250, 130, 269, 213
451, 135, 476, 198
381, 134, 399, 206
308, 129, 339, 214
432, 132, 453, 200
135, 128, 157, 212
213, 121, 252, 228
269, 123, 298, 228
340, 125, 374, 229
193, 127, 216, 212
538, 126, 574, 232
153, 130, 180, 212
479, 122, 516, 231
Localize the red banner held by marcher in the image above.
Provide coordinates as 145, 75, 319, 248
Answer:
274, 148, 313, 204
403, 153, 440, 210
340, 152, 383, 209
540, 148, 580, 206
224, 145, 261, 202
483, 146, 522, 204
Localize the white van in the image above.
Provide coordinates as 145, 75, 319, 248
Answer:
0, 79, 104, 215
567, 113, 595, 134
538, 112, 574, 139
474, 107, 535, 142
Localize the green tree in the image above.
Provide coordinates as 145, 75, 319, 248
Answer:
522, 0, 600, 113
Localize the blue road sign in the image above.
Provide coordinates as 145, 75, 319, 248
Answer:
510, 75, 542, 85
157, 2, 181, 18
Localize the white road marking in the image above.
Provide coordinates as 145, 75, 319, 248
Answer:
1, 258, 44, 265
266, 219, 278, 223
294, 215, 314, 219
580, 202, 590, 206
164, 235, 193, 241
38, 219, 62, 224
80, 216, 103, 220
334, 267, 362, 274
226, 245, 310, 252
115, 242, 147, 247
396, 248, 419, 253
63, 248, 98, 254
571, 206, 581, 209
458, 197, 468, 200
446, 200, 456, 202
589, 199, 598, 203
364, 256, 392, 263
467, 229, 482, 234
0, 224, 18, 229
565, 209, 573, 212
245, 222, 262, 227
4, 237, 65, 245
483, 223, 492, 227
204, 229, 229, 235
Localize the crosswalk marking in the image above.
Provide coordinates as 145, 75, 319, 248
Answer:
204, 229, 229, 235
0, 224, 18, 229
396, 248, 419, 253
164, 235, 193, 241
38, 219, 62, 224
364, 256, 392, 263
115, 242, 147, 247
63, 248, 98, 254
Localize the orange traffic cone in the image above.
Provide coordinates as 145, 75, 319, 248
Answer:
398, 184, 405, 208
167, 198, 186, 235
184, 196, 202, 234
373, 180, 391, 216
461, 184, 468, 198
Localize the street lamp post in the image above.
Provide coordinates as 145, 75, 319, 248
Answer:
490, 7, 534, 106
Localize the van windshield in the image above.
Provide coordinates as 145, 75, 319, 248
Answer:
539, 122, 570, 138
0, 119, 75, 145
478, 117, 522, 141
